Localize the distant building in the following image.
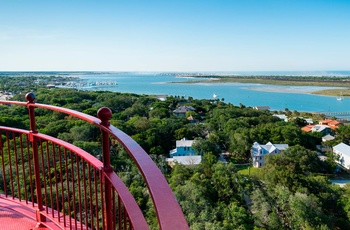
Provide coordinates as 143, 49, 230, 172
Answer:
304, 118, 314, 125
333, 143, 350, 170
154, 94, 168, 101
173, 106, 195, 118
253, 106, 270, 111
319, 119, 343, 130
273, 114, 288, 122
251, 142, 289, 168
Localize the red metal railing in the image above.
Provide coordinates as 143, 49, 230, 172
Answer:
0, 92, 189, 230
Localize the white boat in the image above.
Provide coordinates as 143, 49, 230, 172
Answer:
337, 92, 344, 101
213, 93, 218, 99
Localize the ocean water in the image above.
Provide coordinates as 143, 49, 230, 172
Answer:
72, 72, 350, 113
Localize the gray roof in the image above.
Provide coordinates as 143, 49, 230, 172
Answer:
173, 106, 195, 114
176, 138, 195, 147
322, 134, 335, 142
311, 125, 329, 132
254, 106, 270, 111
167, 156, 202, 165
334, 143, 350, 157
252, 142, 289, 156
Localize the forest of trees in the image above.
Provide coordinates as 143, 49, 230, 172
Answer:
1, 76, 350, 229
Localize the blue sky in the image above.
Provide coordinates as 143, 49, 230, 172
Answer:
1, 0, 349, 71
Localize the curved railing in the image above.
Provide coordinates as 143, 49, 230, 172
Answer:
0, 92, 189, 230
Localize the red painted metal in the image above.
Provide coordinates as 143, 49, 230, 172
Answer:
26, 93, 46, 228
98, 107, 113, 230
0, 92, 189, 229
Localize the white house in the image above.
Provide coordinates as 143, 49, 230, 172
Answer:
273, 114, 288, 122
304, 118, 314, 125
333, 143, 350, 170
251, 142, 289, 168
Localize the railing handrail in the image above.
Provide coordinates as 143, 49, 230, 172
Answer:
0, 93, 189, 230
0, 125, 149, 229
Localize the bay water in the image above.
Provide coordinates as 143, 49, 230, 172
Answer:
72, 72, 350, 113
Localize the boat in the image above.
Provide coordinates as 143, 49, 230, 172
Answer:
213, 93, 218, 99
337, 92, 344, 101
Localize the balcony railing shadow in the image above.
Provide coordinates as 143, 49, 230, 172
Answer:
0, 92, 188, 230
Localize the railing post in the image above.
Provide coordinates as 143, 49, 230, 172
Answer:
25, 92, 46, 227
98, 107, 113, 230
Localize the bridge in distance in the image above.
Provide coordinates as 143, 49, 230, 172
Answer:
313, 111, 350, 122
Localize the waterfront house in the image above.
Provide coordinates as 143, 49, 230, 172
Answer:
333, 143, 350, 170
173, 106, 195, 118
253, 106, 270, 111
251, 142, 289, 168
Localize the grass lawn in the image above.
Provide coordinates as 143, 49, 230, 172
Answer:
237, 164, 261, 177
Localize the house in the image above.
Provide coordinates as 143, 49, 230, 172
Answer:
187, 115, 196, 123
319, 119, 343, 130
311, 125, 331, 135
251, 142, 289, 168
304, 118, 314, 125
316, 144, 332, 153
301, 119, 341, 135
273, 114, 288, 122
167, 138, 201, 166
333, 143, 350, 170
301, 124, 331, 136
253, 106, 270, 111
322, 134, 335, 142
173, 106, 195, 118
169, 138, 197, 157
301, 125, 314, 133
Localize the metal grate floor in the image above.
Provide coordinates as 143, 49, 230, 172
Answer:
0, 207, 38, 230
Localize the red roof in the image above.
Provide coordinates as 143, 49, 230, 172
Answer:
301, 125, 314, 132
319, 119, 333, 125
318, 119, 342, 129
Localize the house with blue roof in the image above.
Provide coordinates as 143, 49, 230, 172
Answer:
167, 138, 201, 166
169, 138, 197, 157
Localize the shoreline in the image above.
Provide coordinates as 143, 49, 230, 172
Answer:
170, 76, 350, 97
